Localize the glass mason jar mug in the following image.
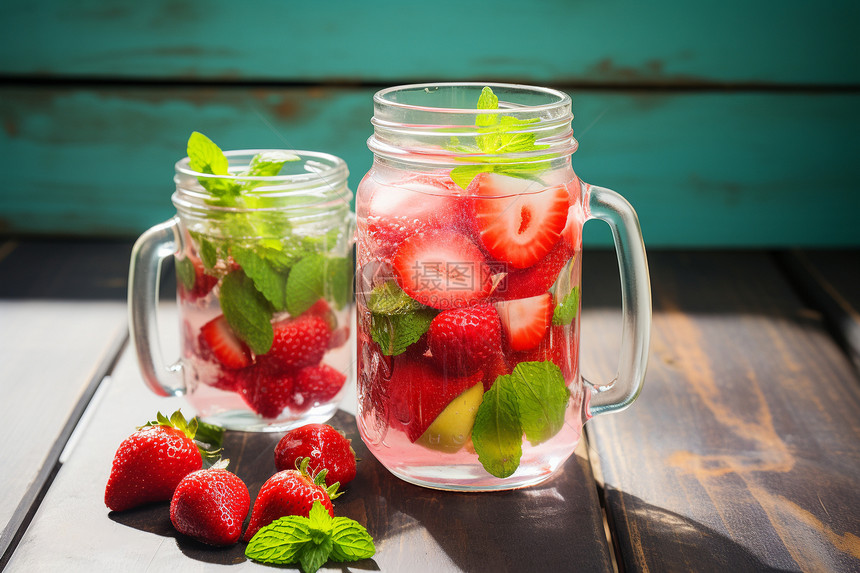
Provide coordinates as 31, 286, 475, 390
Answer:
355, 83, 651, 490
129, 149, 354, 431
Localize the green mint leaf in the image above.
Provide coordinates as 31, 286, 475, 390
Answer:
187, 131, 229, 176
371, 308, 436, 356
286, 254, 326, 316
330, 517, 376, 562
198, 236, 219, 270
472, 375, 523, 478
450, 165, 492, 191
367, 280, 423, 315
175, 256, 196, 291
192, 418, 225, 451
298, 537, 333, 573
324, 256, 353, 310
476, 86, 499, 128
553, 286, 580, 326
510, 361, 570, 446
307, 501, 333, 540
219, 269, 274, 354
238, 150, 300, 191
232, 247, 287, 311
186, 132, 239, 198
245, 516, 312, 564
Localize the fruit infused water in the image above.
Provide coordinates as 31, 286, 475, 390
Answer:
356, 85, 592, 489
130, 134, 354, 432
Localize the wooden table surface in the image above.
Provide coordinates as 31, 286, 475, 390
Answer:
1, 239, 858, 572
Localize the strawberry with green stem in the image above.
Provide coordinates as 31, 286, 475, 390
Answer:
104, 410, 223, 512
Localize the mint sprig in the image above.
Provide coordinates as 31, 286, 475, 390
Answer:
219, 269, 275, 355
367, 281, 437, 355
246, 501, 375, 573
449, 86, 552, 190
552, 286, 581, 326
471, 361, 570, 478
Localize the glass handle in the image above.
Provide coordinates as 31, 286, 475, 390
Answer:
584, 184, 651, 416
127, 216, 185, 397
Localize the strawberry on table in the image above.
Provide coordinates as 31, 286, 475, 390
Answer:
274, 424, 357, 487
169, 461, 250, 546
291, 363, 347, 412
264, 314, 332, 371
105, 410, 219, 512
242, 458, 339, 541
427, 304, 502, 375
495, 293, 553, 351
496, 241, 574, 301
199, 315, 252, 370
392, 230, 494, 310
469, 172, 569, 269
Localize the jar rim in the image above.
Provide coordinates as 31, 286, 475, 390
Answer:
373, 82, 571, 115
175, 149, 349, 184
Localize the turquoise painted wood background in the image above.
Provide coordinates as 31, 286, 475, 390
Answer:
1, 0, 858, 246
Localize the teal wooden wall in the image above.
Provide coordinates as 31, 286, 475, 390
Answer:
1, 1, 858, 247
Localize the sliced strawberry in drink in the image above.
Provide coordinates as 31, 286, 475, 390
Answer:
365, 172, 466, 257
392, 230, 494, 310
469, 172, 569, 269
494, 293, 553, 351
387, 355, 484, 443
497, 241, 574, 301
199, 315, 253, 370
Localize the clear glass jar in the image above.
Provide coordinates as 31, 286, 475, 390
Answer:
355, 83, 650, 490
129, 150, 354, 432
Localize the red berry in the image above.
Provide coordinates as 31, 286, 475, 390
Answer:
387, 356, 484, 443
264, 315, 331, 371
291, 364, 347, 412
274, 424, 357, 487
495, 293, 553, 351
104, 413, 204, 512
365, 172, 466, 258
307, 298, 337, 331
242, 462, 335, 541
199, 315, 252, 370
482, 350, 510, 391
469, 172, 569, 269
497, 241, 574, 301
392, 230, 493, 310
427, 304, 502, 375
512, 325, 578, 380
239, 359, 295, 418
169, 467, 250, 546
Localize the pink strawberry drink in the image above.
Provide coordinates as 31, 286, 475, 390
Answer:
130, 135, 354, 431
356, 84, 651, 490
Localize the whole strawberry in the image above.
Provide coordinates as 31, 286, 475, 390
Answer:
263, 314, 331, 371
291, 364, 346, 412
242, 457, 339, 542
274, 424, 357, 487
427, 304, 502, 375
170, 460, 250, 546
105, 410, 219, 512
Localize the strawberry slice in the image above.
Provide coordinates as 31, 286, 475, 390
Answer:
494, 293, 553, 351
365, 172, 466, 258
387, 355, 484, 442
199, 315, 252, 370
392, 230, 494, 310
497, 241, 574, 301
469, 172, 569, 269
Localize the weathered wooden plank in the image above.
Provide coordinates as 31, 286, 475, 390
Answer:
582, 251, 860, 571
0, 240, 129, 562
0, 0, 857, 85
779, 250, 860, 372
2, 86, 859, 246
5, 307, 613, 572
